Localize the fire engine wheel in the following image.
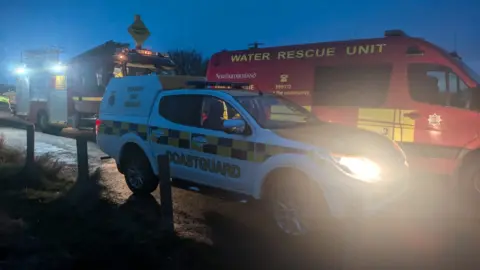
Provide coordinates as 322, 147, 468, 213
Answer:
262, 169, 334, 237
457, 152, 480, 218
122, 150, 158, 195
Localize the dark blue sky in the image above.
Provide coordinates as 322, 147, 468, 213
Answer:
1, 0, 479, 83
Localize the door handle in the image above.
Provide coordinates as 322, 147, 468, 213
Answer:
403, 112, 421, 119
192, 136, 207, 145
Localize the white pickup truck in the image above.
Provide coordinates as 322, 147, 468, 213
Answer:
96, 75, 409, 236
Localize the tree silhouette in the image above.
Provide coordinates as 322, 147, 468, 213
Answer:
167, 49, 208, 76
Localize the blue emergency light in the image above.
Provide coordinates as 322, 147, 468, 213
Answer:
186, 81, 251, 89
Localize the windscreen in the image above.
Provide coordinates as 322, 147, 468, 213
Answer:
457, 60, 480, 85
235, 94, 321, 129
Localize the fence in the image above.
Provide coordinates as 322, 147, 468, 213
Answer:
0, 117, 175, 234
75, 134, 176, 234
0, 117, 350, 267
0, 117, 35, 171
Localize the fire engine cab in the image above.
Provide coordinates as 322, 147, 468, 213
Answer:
207, 30, 480, 183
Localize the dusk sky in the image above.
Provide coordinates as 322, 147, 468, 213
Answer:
1, 0, 479, 83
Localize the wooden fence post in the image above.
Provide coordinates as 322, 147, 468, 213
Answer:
157, 154, 174, 234
76, 136, 89, 182
25, 124, 35, 170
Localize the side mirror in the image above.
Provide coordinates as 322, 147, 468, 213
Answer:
223, 119, 246, 134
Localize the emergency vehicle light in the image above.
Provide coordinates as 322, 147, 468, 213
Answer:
186, 81, 251, 90
136, 49, 155, 56
51, 64, 67, 73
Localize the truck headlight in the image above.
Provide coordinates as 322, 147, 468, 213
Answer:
332, 155, 381, 183
14, 67, 27, 74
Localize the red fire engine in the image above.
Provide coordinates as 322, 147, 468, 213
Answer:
13, 15, 176, 133
206, 29, 480, 179
66, 41, 176, 130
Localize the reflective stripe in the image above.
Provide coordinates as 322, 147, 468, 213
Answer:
394, 109, 415, 143
356, 108, 416, 143
54, 76, 67, 90
72, 96, 103, 101
357, 108, 395, 138
98, 120, 309, 163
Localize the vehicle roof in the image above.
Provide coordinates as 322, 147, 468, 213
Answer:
207, 34, 478, 87
213, 36, 416, 56
166, 88, 260, 97
223, 90, 260, 96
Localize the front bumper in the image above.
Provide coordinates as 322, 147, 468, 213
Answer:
349, 175, 409, 218
319, 164, 410, 219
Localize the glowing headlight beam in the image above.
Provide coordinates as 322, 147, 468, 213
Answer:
333, 155, 381, 182
14, 67, 27, 74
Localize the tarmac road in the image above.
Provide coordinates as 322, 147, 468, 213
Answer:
1, 126, 480, 269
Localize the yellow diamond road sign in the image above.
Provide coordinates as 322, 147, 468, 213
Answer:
128, 15, 151, 47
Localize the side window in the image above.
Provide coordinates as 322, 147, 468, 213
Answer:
408, 64, 471, 109
158, 95, 203, 127
201, 96, 242, 131
314, 64, 392, 107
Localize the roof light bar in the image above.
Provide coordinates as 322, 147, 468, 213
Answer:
186, 81, 251, 89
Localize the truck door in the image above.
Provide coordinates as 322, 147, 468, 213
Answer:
48, 75, 68, 125
313, 64, 396, 140
151, 94, 212, 185
15, 76, 30, 117
399, 63, 479, 174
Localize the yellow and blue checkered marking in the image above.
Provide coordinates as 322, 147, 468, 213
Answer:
99, 120, 308, 162
99, 120, 149, 141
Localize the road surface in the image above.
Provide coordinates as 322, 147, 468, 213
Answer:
1, 127, 480, 269
0, 127, 105, 169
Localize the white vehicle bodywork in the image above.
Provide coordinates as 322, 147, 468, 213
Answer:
97, 75, 409, 218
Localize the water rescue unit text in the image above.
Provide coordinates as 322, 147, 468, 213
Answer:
231, 43, 386, 62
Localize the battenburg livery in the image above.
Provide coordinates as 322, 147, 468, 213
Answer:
96, 75, 409, 236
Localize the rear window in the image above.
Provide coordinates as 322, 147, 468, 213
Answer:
158, 95, 203, 127
313, 64, 392, 107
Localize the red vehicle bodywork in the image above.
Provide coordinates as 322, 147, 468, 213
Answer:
207, 32, 480, 177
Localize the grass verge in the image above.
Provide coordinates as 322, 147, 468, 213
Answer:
0, 135, 220, 270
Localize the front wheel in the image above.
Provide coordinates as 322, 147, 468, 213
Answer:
263, 170, 334, 237
457, 153, 480, 219
122, 150, 158, 195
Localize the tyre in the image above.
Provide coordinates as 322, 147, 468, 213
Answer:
37, 111, 49, 132
121, 149, 158, 195
457, 152, 480, 219
262, 169, 335, 237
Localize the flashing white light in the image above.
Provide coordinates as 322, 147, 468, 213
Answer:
14, 67, 27, 74
333, 155, 382, 183
51, 64, 67, 73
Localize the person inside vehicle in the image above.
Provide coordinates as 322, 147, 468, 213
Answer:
202, 99, 225, 131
